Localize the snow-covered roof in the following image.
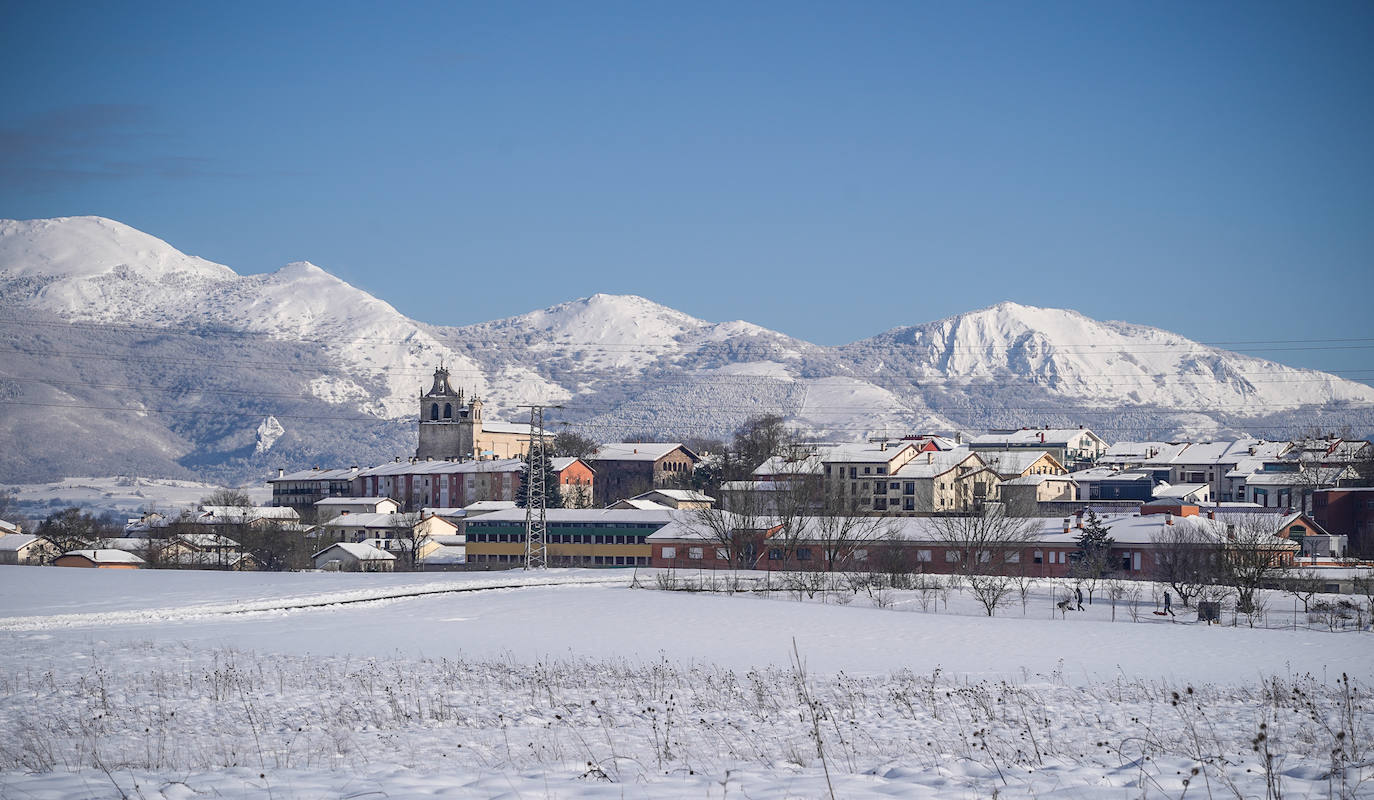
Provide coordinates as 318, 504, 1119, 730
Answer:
315, 497, 395, 507
611, 499, 672, 510
975, 449, 1060, 475
313, 542, 396, 561
359, 458, 524, 477
1153, 483, 1208, 499
467, 507, 682, 525
1066, 466, 1122, 481
463, 500, 518, 512
891, 450, 982, 479
422, 507, 466, 519
816, 442, 917, 464
900, 435, 962, 451
62, 549, 145, 564
199, 506, 300, 523
1243, 468, 1353, 486
98, 538, 152, 552
970, 429, 1101, 448
319, 512, 416, 529
0, 519, 21, 535
1098, 441, 1177, 464
590, 443, 696, 462
639, 489, 714, 503
481, 421, 544, 436
271, 467, 361, 482
550, 457, 588, 472
1001, 474, 1076, 486
176, 532, 240, 548
0, 534, 39, 552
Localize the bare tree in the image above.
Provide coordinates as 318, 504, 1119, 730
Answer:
393, 510, 425, 571
1149, 523, 1221, 608
929, 508, 1039, 616
1283, 567, 1325, 613
808, 489, 898, 572
202, 487, 253, 508
552, 430, 600, 459
36, 507, 118, 557
1217, 514, 1299, 614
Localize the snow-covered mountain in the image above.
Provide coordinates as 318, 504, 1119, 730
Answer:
1, 216, 1370, 482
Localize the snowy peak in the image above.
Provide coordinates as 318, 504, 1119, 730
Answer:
846, 301, 1374, 411
0, 216, 235, 283
478, 293, 708, 344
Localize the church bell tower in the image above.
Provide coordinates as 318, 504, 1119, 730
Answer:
416, 366, 474, 460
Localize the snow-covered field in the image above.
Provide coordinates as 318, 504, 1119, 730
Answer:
0, 566, 1370, 798
3, 476, 270, 520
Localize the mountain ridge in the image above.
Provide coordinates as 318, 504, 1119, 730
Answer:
1, 216, 1370, 483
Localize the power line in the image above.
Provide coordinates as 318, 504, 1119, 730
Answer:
2, 316, 1374, 354
3, 346, 1372, 386
4, 375, 1374, 413
0, 398, 1364, 437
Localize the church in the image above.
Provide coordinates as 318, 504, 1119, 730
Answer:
415, 367, 550, 461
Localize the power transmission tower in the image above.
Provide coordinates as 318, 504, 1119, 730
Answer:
519, 404, 561, 569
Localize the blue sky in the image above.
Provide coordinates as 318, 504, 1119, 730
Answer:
2, 1, 1371, 380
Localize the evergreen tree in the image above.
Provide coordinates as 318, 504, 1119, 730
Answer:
1071, 509, 1116, 603
516, 450, 563, 509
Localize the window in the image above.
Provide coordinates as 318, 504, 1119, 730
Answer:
1033, 550, 1043, 564
849, 467, 857, 478
768, 548, 782, 561
1005, 551, 1020, 563
945, 550, 960, 562
876, 466, 886, 475
917, 550, 932, 562
430, 403, 439, 420
904, 483, 915, 495
662, 547, 676, 559
854, 549, 868, 561
443, 403, 452, 419
903, 498, 914, 511
863, 467, 871, 475
688, 547, 703, 560
797, 548, 812, 560
715, 547, 729, 561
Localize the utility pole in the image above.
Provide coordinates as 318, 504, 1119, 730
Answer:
519, 404, 561, 569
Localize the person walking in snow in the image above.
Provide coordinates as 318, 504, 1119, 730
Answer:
1075, 586, 1084, 611
1163, 591, 1174, 616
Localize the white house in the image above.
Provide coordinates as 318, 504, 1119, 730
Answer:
312, 542, 397, 572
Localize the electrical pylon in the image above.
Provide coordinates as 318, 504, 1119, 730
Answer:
519, 404, 560, 569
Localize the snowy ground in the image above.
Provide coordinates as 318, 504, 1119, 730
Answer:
0, 565, 1370, 798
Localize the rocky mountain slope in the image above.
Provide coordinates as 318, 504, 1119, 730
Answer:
2, 216, 1370, 483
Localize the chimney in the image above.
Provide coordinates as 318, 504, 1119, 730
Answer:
1207, 510, 1216, 520
1165, 512, 1174, 525
1062, 518, 1071, 534
277, 468, 284, 478
927, 452, 933, 464
879, 441, 887, 451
